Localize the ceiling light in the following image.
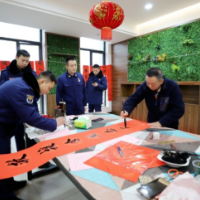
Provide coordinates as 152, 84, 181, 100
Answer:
145, 4, 153, 10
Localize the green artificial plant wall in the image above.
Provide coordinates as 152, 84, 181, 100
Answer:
128, 20, 200, 82
47, 33, 79, 94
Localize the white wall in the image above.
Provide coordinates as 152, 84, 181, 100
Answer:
42, 30, 47, 114
101, 42, 112, 113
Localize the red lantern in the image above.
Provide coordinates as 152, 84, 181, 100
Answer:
89, 0, 125, 41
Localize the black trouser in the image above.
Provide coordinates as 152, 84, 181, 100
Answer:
0, 124, 16, 199
66, 107, 84, 115
14, 122, 36, 151
88, 104, 101, 113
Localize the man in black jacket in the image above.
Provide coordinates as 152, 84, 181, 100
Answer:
0, 71, 65, 200
121, 68, 185, 129
86, 64, 107, 112
0, 50, 37, 151
0, 50, 54, 193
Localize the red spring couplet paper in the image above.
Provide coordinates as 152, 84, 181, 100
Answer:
0, 61, 10, 71
29, 61, 35, 71
0, 119, 150, 180
35, 61, 44, 75
83, 65, 89, 82
101, 65, 107, 75
85, 141, 166, 183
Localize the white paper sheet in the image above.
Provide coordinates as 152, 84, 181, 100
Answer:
67, 151, 100, 171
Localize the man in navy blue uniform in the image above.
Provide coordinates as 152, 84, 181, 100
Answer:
0, 71, 65, 200
0, 50, 53, 169
121, 68, 185, 129
56, 56, 87, 115
0, 49, 37, 86
0, 50, 37, 151
86, 64, 107, 112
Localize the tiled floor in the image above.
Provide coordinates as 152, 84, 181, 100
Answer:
11, 137, 88, 200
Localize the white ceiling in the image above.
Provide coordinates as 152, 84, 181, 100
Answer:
60, 0, 200, 26
0, 0, 200, 44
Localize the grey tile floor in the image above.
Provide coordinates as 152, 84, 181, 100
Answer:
11, 137, 88, 200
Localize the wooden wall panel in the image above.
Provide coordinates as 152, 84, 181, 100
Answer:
179, 85, 199, 104
112, 41, 128, 115
179, 104, 199, 134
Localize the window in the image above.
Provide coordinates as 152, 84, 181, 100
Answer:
0, 22, 40, 42
20, 44, 40, 61
80, 37, 106, 107
80, 37, 104, 51
80, 50, 90, 74
0, 40, 16, 60
92, 53, 103, 66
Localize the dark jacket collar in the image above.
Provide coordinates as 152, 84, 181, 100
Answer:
66, 71, 78, 77
9, 59, 33, 75
161, 76, 167, 90
23, 72, 40, 98
89, 70, 103, 79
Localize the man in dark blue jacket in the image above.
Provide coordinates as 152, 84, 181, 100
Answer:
56, 56, 87, 115
0, 50, 53, 169
121, 68, 185, 129
86, 64, 107, 112
0, 71, 65, 200
0, 49, 37, 86
0, 50, 37, 152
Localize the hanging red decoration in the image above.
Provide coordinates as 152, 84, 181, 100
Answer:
89, 0, 125, 41
83, 65, 89, 82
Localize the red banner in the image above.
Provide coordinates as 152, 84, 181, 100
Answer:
0, 120, 150, 179
106, 65, 112, 101
0, 61, 10, 72
35, 61, 44, 75
29, 61, 35, 71
83, 65, 89, 82
101, 65, 107, 76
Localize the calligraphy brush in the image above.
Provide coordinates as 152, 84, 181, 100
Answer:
122, 101, 127, 128
170, 143, 178, 151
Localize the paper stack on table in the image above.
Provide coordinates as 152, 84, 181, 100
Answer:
67, 151, 100, 171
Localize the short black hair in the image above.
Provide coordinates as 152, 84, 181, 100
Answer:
16, 49, 30, 58
65, 56, 76, 65
37, 71, 57, 84
92, 64, 100, 69
146, 67, 163, 81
